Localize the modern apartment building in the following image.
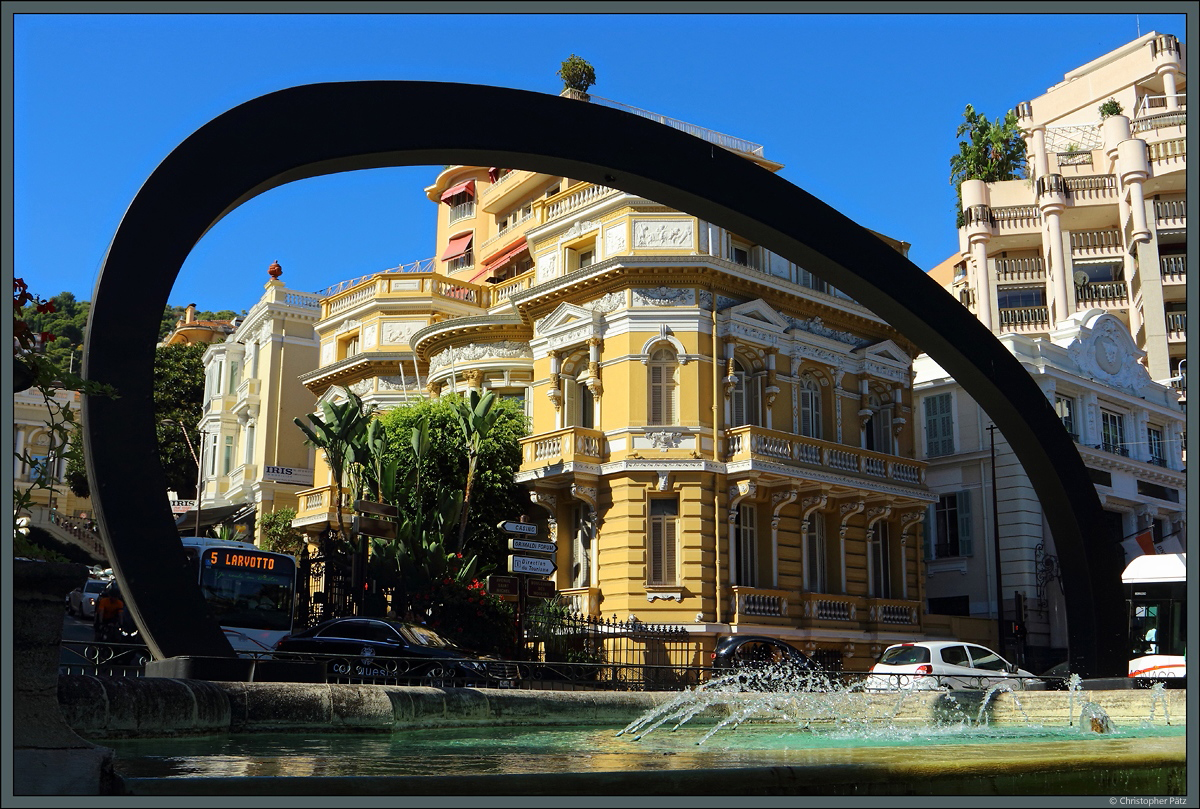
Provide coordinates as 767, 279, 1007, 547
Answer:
291, 92, 939, 671
191, 263, 321, 542
914, 309, 1185, 672
933, 32, 1186, 403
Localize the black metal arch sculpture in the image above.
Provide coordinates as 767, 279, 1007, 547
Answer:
83, 81, 1124, 675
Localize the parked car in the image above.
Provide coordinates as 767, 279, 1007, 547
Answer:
273, 617, 519, 687
67, 579, 108, 620
710, 635, 821, 690
863, 641, 1037, 691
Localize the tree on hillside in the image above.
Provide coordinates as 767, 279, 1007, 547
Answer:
19, 290, 90, 374
153, 341, 207, 497
949, 104, 1027, 222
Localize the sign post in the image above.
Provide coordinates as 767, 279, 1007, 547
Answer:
498, 517, 559, 652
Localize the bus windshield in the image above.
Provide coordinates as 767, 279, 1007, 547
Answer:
194, 545, 297, 633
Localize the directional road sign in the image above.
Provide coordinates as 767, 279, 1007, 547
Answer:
508, 555, 557, 575
487, 575, 520, 596
498, 520, 538, 536
526, 578, 557, 600
508, 538, 557, 555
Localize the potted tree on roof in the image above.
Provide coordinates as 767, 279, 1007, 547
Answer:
558, 54, 596, 101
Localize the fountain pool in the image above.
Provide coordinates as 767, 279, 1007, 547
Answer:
59, 674, 1187, 796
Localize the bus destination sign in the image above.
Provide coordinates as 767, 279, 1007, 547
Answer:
204, 549, 285, 571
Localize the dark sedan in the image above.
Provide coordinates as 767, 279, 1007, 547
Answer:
710, 635, 822, 690
273, 617, 519, 687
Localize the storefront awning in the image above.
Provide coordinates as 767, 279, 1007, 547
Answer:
175, 504, 253, 533
439, 179, 475, 203
441, 232, 474, 261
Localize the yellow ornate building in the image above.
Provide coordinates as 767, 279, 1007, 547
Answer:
293, 95, 936, 670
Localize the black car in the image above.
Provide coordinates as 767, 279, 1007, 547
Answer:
710, 635, 822, 690
273, 617, 519, 687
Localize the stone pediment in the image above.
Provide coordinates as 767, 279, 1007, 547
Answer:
725, 299, 791, 332
1065, 311, 1152, 395
534, 302, 603, 336
856, 340, 911, 366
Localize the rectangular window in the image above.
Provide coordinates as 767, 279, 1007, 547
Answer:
927, 491, 972, 559
648, 350, 677, 426
223, 436, 234, 475
1101, 410, 1126, 456
729, 240, 750, 267
648, 499, 678, 585
1148, 426, 1166, 466
997, 286, 1046, 309
804, 514, 826, 593
736, 504, 757, 587
923, 393, 954, 456
1055, 396, 1076, 438
869, 522, 891, 599
228, 361, 240, 394
571, 503, 592, 589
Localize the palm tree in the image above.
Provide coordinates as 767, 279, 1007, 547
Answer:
949, 104, 1027, 222
294, 387, 375, 544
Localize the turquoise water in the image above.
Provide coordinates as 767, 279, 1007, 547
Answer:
102, 722, 1186, 780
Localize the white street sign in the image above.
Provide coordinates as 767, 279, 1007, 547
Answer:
508, 555, 557, 575
499, 520, 539, 536
509, 538, 557, 555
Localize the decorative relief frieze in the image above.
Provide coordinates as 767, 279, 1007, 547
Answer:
378, 376, 422, 391
337, 319, 361, 335
646, 430, 685, 450
785, 316, 870, 347
564, 219, 600, 240
698, 290, 713, 311
633, 286, 695, 307
1068, 315, 1152, 395
429, 341, 533, 371
362, 324, 377, 350
389, 279, 421, 292
320, 342, 334, 365
604, 225, 626, 255
717, 295, 743, 311
381, 321, 423, 345
587, 291, 625, 313
350, 379, 373, 395
536, 253, 559, 283
633, 219, 693, 248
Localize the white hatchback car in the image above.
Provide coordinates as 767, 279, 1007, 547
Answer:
864, 641, 1037, 691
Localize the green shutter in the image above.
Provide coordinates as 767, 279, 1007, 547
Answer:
957, 490, 973, 557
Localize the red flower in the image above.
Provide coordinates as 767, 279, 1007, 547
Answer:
40, 332, 57, 343
36, 301, 56, 314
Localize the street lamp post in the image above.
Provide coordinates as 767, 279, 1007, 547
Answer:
162, 419, 204, 538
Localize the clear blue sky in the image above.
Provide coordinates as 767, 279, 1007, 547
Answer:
13, 9, 1189, 315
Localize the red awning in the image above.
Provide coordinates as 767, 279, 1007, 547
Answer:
441, 232, 474, 261
487, 167, 500, 182
483, 238, 529, 271
439, 179, 475, 203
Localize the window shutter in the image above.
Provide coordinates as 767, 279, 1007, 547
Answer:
663, 516, 677, 584
957, 490, 973, 556
650, 364, 663, 425
747, 376, 761, 427
924, 394, 954, 456
924, 504, 935, 560
663, 372, 675, 425
732, 375, 745, 426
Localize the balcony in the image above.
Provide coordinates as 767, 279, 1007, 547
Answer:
1075, 281, 1128, 309
1160, 255, 1186, 285
292, 485, 351, 529
998, 306, 1049, 332
1063, 175, 1117, 203
994, 256, 1044, 283
447, 200, 476, 225
540, 183, 622, 225
1132, 109, 1186, 135
1147, 138, 1186, 169
226, 463, 258, 493
729, 586, 791, 626
990, 205, 1041, 233
231, 377, 260, 419
1166, 312, 1186, 344
317, 257, 435, 299
795, 591, 858, 626
558, 586, 600, 617
520, 427, 605, 472
486, 269, 535, 308
863, 598, 921, 630
1069, 229, 1123, 259
1154, 199, 1186, 232
320, 267, 484, 319
724, 425, 926, 487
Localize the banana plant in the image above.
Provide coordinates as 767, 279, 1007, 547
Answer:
453, 389, 499, 553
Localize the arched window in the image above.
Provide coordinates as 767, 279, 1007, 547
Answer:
648, 347, 678, 426
561, 352, 594, 429
730, 360, 761, 427
798, 375, 822, 439
804, 513, 826, 593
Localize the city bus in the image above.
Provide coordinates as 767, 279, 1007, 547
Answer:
1123, 552, 1186, 685
180, 537, 298, 655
